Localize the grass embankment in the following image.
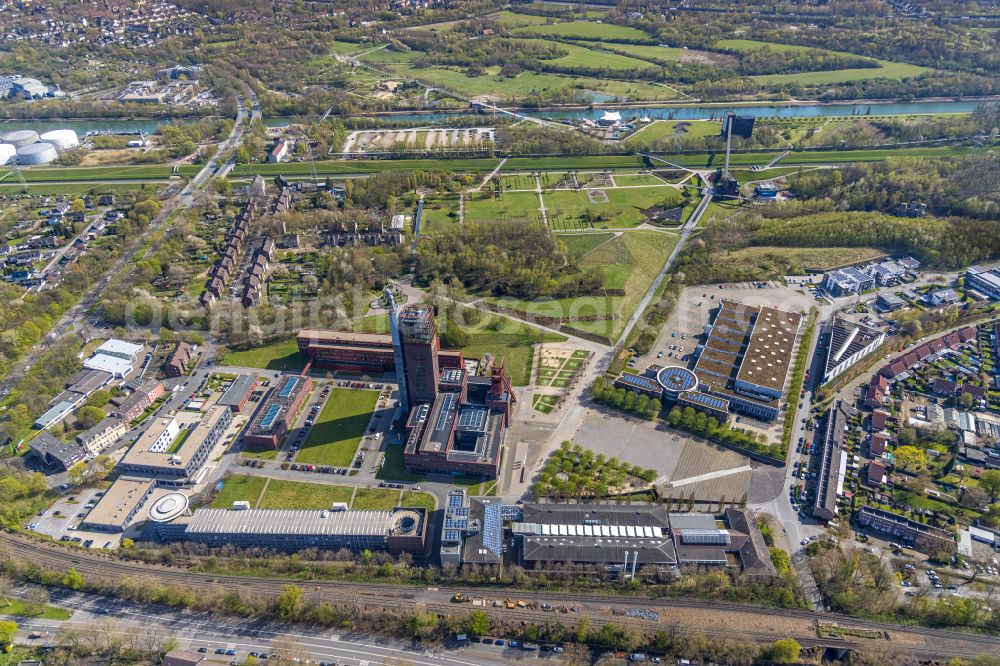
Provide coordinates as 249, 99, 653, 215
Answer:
220, 338, 307, 371
485, 231, 678, 342
781, 308, 818, 456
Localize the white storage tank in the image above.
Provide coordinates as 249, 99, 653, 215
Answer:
17, 142, 57, 165
39, 129, 79, 151
0, 143, 15, 165
0, 130, 40, 148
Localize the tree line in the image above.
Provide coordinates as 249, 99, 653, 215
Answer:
416, 220, 604, 300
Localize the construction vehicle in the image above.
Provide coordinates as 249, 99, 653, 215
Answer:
451, 592, 472, 603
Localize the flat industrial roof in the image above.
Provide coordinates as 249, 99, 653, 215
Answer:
218, 374, 257, 406
83, 477, 154, 528
120, 406, 228, 472
96, 338, 143, 358
183, 507, 417, 537
83, 353, 133, 377
736, 306, 801, 393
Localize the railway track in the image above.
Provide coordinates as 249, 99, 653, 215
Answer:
2, 533, 997, 660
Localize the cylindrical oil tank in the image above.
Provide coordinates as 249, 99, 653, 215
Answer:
39, 129, 79, 151
0, 130, 40, 148
17, 142, 58, 165
0, 143, 15, 165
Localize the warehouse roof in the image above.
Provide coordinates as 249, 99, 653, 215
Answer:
182, 507, 419, 537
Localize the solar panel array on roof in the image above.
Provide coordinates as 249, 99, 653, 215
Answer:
679, 391, 728, 410
434, 393, 455, 432
483, 502, 502, 557
618, 372, 661, 392
445, 515, 469, 530
442, 369, 463, 384
458, 407, 487, 429
443, 529, 460, 542
260, 404, 283, 430
278, 376, 299, 398
501, 504, 522, 521
448, 493, 465, 508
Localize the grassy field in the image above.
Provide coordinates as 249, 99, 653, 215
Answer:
2, 164, 184, 181
558, 231, 617, 259
297, 389, 379, 466
464, 190, 543, 224
400, 490, 436, 511
352, 487, 403, 510
494, 10, 552, 27
486, 230, 678, 341
627, 119, 722, 147
0, 599, 72, 620
377, 444, 427, 482
505, 155, 644, 171
220, 338, 306, 371
611, 173, 669, 186
257, 479, 355, 509
459, 316, 567, 386
714, 38, 930, 84
715, 246, 886, 276
545, 185, 685, 230
420, 195, 462, 232
514, 20, 652, 41
518, 38, 659, 72
210, 474, 268, 508
585, 41, 684, 63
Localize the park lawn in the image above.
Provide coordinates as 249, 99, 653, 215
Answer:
494, 10, 552, 27
297, 389, 378, 466
358, 46, 424, 65
514, 20, 652, 41
672, 145, 972, 168
517, 38, 659, 72
714, 38, 930, 83
0, 599, 72, 620
611, 173, 669, 187
500, 173, 539, 191
626, 119, 722, 147
420, 195, 461, 233
210, 474, 268, 508
257, 479, 356, 509
557, 231, 617, 259
461, 331, 554, 387
487, 231, 678, 342
220, 338, 306, 371
400, 490, 437, 511
464, 190, 542, 224
505, 155, 644, 171
584, 41, 684, 63
377, 444, 427, 482
544, 186, 684, 229
5, 165, 177, 182
352, 487, 402, 510
751, 62, 928, 85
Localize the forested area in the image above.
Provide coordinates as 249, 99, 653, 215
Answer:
416, 220, 604, 300
497, 123, 610, 156
789, 154, 1000, 221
